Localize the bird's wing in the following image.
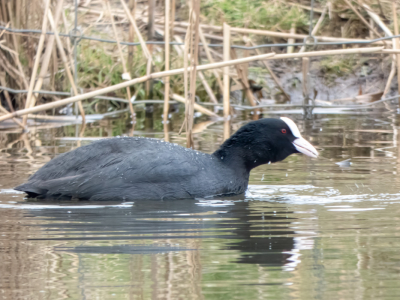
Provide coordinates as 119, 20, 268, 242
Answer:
27, 138, 131, 182
18, 139, 203, 200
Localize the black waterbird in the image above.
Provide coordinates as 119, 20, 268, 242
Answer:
15, 117, 318, 201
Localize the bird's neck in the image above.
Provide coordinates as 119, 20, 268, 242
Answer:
212, 140, 274, 172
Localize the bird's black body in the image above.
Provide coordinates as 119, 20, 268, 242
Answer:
15, 118, 315, 201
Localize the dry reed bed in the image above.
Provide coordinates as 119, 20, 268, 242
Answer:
0, 0, 400, 143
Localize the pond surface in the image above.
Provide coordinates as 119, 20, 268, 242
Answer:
1, 105, 400, 299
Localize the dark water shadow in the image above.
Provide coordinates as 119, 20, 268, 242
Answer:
55, 244, 193, 255
26, 198, 298, 269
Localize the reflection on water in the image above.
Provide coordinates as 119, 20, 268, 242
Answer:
1, 104, 400, 299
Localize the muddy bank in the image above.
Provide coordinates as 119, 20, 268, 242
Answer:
263, 55, 394, 104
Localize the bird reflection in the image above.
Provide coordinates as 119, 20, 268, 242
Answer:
24, 198, 304, 270
214, 201, 299, 267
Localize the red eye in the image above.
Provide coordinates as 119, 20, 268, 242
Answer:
281, 129, 287, 134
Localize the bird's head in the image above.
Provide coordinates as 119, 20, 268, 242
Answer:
215, 117, 318, 171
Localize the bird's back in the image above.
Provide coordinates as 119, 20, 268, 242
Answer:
15, 137, 248, 200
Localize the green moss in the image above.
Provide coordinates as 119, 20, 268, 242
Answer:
320, 55, 357, 77
201, 0, 308, 30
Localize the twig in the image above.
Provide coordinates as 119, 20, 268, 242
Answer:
1, 35, 28, 98
6, 2, 26, 92
0, 70, 24, 128
162, 25, 224, 41
106, 0, 135, 122
0, 51, 23, 83
248, 38, 290, 101
29, 0, 65, 107
47, 9, 86, 122
173, 33, 218, 106
287, 23, 295, 54
61, 10, 75, 72
148, 0, 155, 42
0, 72, 15, 112
198, 26, 223, 93
170, 21, 390, 45
302, 57, 310, 102
286, 2, 324, 13
393, 0, 400, 100
127, 0, 135, 76
120, 0, 152, 62
241, 40, 250, 82
344, 0, 385, 40
172, 94, 218, 117
198, 71, 218, 104
186, 0, 201, 148
363, 3, 397, 96
223, 23, 231, 119
230, 48, 256, 106
23, 0, 51, 126
0, 103, 24, 129
383, 62, 396, 97
180, 7, 193, 136
170, 0, 176, 48
362, 4, 392, 36
164, 0, 171, 123
223, 119, 230, 141
269, 47, 383, 59
381, 49, 400, 54
120, 0, 153, 97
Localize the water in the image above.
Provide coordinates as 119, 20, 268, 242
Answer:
1, 106, 400, 299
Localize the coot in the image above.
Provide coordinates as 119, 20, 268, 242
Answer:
15, 117, 318, 200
